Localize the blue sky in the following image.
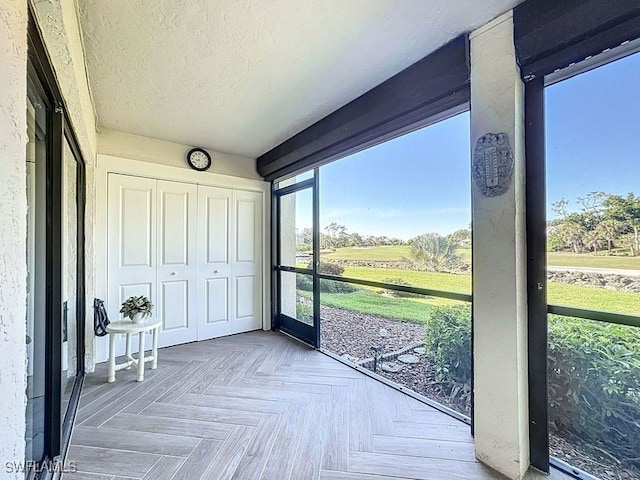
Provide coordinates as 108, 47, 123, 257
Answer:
546, 51, 640, 219
293, 50, 640, 240
318, 112, 471, 239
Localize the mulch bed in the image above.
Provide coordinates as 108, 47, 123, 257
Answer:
319, 305, 639, 480
319, 305, 426, 360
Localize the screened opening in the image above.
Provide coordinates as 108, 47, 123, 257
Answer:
545, 49, 640, 480
272, 111, 473, 419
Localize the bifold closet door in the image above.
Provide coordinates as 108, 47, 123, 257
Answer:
107, 174, 198, 351
156, 180, 198, 346
107, 174, 157, 355
197, 186, 263, 340
197, 186, 233, 339
231, 189, 263, 334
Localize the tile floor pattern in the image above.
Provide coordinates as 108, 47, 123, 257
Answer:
65, 331, 570, 480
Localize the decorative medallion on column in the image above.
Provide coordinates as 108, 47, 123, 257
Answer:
472, 132, 514, 197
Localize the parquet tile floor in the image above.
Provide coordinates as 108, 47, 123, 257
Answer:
64, 330, 570, 480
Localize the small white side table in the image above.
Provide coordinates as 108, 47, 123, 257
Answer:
106, 320, 161, 383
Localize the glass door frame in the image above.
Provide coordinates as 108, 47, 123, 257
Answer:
27, 9, 86, 477
273, 170, 320, 347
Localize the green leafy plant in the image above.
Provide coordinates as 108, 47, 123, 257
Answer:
547, 315, 640, 467
296, 269, 357, 294
424, 306, 472, 413
377, 277, 423, 298
310, 261, 345, 276
119, 295, 153, 320
296, 302, 313, 324
409, 233, 459, 272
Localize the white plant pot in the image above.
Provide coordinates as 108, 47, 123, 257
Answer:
130, 312, 144, 324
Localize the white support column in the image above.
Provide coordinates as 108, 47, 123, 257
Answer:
470, 12, 530, 480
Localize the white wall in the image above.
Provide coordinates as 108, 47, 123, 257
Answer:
98, 129, 261, 181
470, 12, 529, 480
0, 0, 28, 477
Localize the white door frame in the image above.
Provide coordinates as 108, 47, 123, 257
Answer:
95, 154, 271, 364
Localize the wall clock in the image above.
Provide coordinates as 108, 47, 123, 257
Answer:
186, 147, 212, 171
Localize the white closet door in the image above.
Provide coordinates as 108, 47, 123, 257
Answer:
107, 174, 157, 355
231, 190, 262, 334
156, 180, 198, 346
197, 186, 234, 340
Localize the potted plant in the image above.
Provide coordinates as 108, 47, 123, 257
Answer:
119, 295, 153, 324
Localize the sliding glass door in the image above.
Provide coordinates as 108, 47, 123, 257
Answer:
25, 13, 86, 477
25, 73, 49, 468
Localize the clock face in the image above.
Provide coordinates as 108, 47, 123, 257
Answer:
187, 148, 212, 171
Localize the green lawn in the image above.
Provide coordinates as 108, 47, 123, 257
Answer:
306, 281, 639, 324
335, 266, 639, 315
314, 246, 640, 318
322, 246, 640, 270
547, 252, 640, 270
342, 266, 471, 294
548, 283, 640, 315
322, 245, 412, 261
301, 288, 460, 323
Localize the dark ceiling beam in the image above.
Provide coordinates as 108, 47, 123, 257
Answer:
257, 35, 470, 181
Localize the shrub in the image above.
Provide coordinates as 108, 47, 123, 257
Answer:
296, 274, 313, 291
410, 233, 459, 272
377, 277, 423, 298
311, 261, 345, 276
424, 307, 640, 465
321, 279, 358, 294
548, 315, 640, 465
424, 306, 472, 412
296, 302, 313, 324
296, 273, 358, 294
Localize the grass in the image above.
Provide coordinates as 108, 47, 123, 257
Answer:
318, 266, 640, 316
547, 252, 640, 270
305, 280, 640, 324
301, 288, 460, 323
548, 283, 640, 315
322, 245, 411, 261
309, 245, 640, 320
342, 266, 471, 294
322, 246, 640, 270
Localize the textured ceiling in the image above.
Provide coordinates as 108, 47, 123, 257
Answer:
79, 0, 522, 158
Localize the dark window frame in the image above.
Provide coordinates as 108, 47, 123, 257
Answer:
520, 6, 640, 475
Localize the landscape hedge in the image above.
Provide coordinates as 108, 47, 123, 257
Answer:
424, 306, 640, 466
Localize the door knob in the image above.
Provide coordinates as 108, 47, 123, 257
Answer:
171, 271, 177, 276
214, 270, 219, 274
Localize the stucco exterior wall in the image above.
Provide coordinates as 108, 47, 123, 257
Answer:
0, 1, 28, 477
98, 129, 261, 181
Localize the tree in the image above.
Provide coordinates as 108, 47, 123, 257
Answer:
409, 233, 459, 272
554, 221, 587, 253
594, 218, 623, 253
448, 228, 471, 246
603, 193, 640, 256
582, 229, 603, 253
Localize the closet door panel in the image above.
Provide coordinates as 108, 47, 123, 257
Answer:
107, 174, 157, 357
156, 180, 198, 346
231, 190, 262, 334
197, 186, 233, 339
